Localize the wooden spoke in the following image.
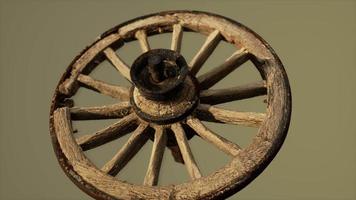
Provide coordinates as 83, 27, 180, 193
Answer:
77, 74, 130, 101
76, 113, 138, 151
70, 102, 132, 120
58, 34, 122, 96
103, 48, 132, 82
189, 30, 222, 75
143, 126, 167, 186
195, 104, 266, 128
167, 124, 200, 164
135, 30, 150, 52
198, 48, 250, 90
186, 117, 241, 157
101, 123, 149, 176
171, 24, 183, 53
171, 123, 202, 180
200, 80, 267, 105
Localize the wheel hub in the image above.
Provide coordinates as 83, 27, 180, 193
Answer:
130, 49, 199, 124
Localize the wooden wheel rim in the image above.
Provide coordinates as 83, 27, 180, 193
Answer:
49, 10, 291, 200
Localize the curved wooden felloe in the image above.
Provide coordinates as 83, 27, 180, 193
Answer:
49, 10, 291, 200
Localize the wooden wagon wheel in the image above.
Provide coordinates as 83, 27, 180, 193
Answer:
49, 11, 291, 200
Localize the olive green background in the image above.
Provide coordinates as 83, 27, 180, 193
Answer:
0, 0, 355, 199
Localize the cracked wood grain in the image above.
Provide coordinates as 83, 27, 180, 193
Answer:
171, 123, 202, 180
200, 80, 267, 105
76, 113, 138, 151
198, 48, 249, 90
104, 47, 132, 82
195, 104, 266, 128
144, 126, 167, 186
189, 30, 222, 75
101, 123, 149, 176
77, 74, 130, 101
187, 117, 241, 157
70, 102, 132, 120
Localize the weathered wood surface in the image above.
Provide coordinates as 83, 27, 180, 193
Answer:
135, 30, 150, 52
200, 80, 267, 105
104, 48, 132, 82
54, 108, 88, 162
53, 108, 172, 200
144, 126, 167, 186
171, 123, 202, 180
76, 113, 138, 151
132, 77, 198, 122
171, 24, 183, 53
58, 33, 122, 95
189, 30, 221, 75
198, 48, 249, 90
101, 123, 149, 176
70, 102, 132, 120
196, 104, 266, 127
77, 74, 130, 101
187, 117, 241, 156
50, 11, 291, 200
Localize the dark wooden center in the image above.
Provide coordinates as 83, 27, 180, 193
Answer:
130, 49, 199, 124
130, 49, 189, 101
